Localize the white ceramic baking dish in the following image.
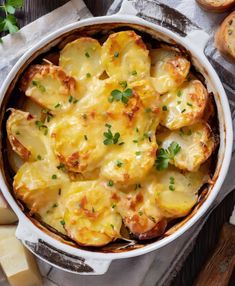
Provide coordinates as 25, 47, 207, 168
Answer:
0, 0, 233, 275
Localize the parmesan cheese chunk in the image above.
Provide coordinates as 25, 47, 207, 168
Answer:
0, 226, 42, 286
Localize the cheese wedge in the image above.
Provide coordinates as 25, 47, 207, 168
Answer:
0, 194, 17, 224
0, 225, 42, 286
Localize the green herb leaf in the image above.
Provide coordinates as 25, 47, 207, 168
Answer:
60, 220, 65, 226
5, 5, 15, 14
107, 180, 114, 187
103, 124, 121, 146
32, 80, 46, 92
119, 81, 127, 89
109, 88, 133, 104
114, 51, 119, 58
116, 160, 123, 167
155, 141, 181, 170
52, 174, 57, 179
85, 52, 90, 58
6, 0, 24, 8
3, 14, 19, 34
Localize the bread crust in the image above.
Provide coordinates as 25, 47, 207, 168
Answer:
196, 0, 235, 12
215, 11, 235, 62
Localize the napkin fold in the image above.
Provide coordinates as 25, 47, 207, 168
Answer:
0, 1, 234, 286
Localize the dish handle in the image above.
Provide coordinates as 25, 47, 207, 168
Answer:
116, 0, 210, 52
16, 222, 111, 275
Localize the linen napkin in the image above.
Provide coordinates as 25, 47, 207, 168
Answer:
0, 1, 234, 286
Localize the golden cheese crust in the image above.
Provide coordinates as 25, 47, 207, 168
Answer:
196, 0, 235, 12
7, 31, 217, 247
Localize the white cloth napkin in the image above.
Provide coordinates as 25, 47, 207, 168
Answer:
0, 1, 234, 286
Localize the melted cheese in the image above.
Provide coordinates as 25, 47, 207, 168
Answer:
7, 31, 216, 247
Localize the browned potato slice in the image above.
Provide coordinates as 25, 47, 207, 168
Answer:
196, 0, 235, 12
7, 109, 48, 161
157, 122, 216, 171
160, 80, 208, 130
13, 160, 69, 214
154, 165, 210, 217
215, 11, 235, 61
63, 181, 122, 246
59, 37, 104, 80
150, 47, 190, 94
21, 65, 77, 111
101, 31, 150, 80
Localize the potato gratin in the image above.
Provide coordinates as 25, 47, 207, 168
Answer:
6, 31, 217, 247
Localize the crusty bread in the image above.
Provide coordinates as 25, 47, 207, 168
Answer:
215, 11, 235, 61
196, 0, 235, 12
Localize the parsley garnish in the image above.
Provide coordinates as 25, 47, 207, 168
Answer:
119, 81, 127, 89
57, 163, 66, 171
155, 142, 181, 170
35, 121, 48, 135
181, 109, 186, 113
132, 70, 137, 76
114, 51, 119, 58
116, 160, 123, 167
177, 90, 182, 97
145, 108, 152, 113
51, 174, 57, 179
103, 124, 121, 145
84, 135, 88, 141
109, 88, 133, 104
85, 52, 90, 58
162, 106, 168, 111
138, 211, 143, 216
37, 155, 42, 160
187, 102, 193, 107
107, 180, 114, 187
135, 151, 141, 156
86, 72, 91, 78
0, 0, 23, 41
60, 220, 65, 226
32, 80, 46, 93
58, 188, 62, 195
54, 103, 61, 108
15, 131, 20, 135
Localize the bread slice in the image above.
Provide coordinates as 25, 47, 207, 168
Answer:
196, 0, 235, 12
215, 11, 235, 61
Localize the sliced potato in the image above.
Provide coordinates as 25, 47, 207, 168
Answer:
101, 31, 150, 80
157, 122, 215, 171
59, 37, 104, 80
63, 181, 122, 246
150, 47, 190, 94
20, 65, 77, 111
13, 160, 69, 214
160, 80, 208, 130
154, 165, 209, 217
7, 109, 49, 161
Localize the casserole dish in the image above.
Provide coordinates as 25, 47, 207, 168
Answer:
0, 0, 233, 275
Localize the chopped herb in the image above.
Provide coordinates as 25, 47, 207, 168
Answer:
118, 142, 125, 146
52, 174, 57, 179
86, 73, 91, 78
60, 220, 65, 226
92, 207, 95, 213
73, 99, 79, 104
52, 203, 58, 208
105, 123, 111, 128
15, 131, 20, 135
114, 51, 119, 58
84, 135, 88, 140
58, 188, 62, 195
132, 70, 137, 76
110, 224, 114, 229
37, 155, 42, 160
135, 127, 139, 133
155, 141, 181, 170
116, 160, 123, 167
133, 139, 138, 143
187, 102, 193, 107
177, 101, 181, 105
145, 107, 152, 113
111, 203, 116, 209
119, 81, 127, 89
107, 180, 114, 187
162, 106, 168, 111
103, 124, 121, 145
54, 103, 61, 108
35, 121, 48, 135
85, 52, 90, 58
169, 185, 175, 191
181, 109, 186, 113
109, 88, 133, 104
169, 176, 175, 184
177, 90, 182, 97
57, 163, 66, 171
135, 151, 141, 156
138, 211, 143, 216
32, 80, 46, 93
68, 95, 73, 103
149, 216, 156, 223
42, 109, 53, 122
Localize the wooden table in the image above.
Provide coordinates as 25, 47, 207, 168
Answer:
4, 0, 235, 285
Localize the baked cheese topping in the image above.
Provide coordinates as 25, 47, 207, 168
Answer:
7, 31, 216, 247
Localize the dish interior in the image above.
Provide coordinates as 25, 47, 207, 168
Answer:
0, 23, 219, 252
